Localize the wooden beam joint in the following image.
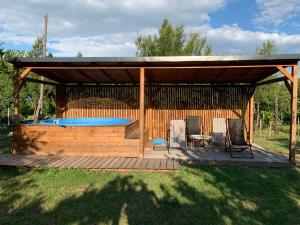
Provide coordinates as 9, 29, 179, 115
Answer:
276, 66, 293, 82
18, 67, 32, 80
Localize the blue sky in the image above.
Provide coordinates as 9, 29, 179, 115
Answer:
0, 0, 299, 56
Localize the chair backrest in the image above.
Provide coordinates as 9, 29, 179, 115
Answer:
226, 119, 246, 145
186, 116, 201, 136
169, 120, 186, 148
212, 118, 226, 145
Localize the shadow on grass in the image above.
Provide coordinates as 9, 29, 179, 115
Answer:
1, 166, 300, 225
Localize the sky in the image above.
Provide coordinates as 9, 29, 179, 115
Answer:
0, 0, 300, 57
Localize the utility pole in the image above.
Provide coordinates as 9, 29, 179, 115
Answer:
34, 14, 48, 122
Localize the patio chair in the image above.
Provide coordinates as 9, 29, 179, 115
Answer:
186, 116, 202, 148
167, 120, 187, 150
186, 116, 202, 139
212, 118, 227, 146
226, 119, 253, 159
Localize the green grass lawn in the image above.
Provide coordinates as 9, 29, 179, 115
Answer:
0, 127, 300, 224
0, 128, 11, 154
0, 166, 299, 225
254, 126, 300, 161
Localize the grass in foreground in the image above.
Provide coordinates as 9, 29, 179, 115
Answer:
254, 126, 300, 161
0, 166, 299, 225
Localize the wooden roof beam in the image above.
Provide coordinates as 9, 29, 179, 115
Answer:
276, 66, 293, 81
99, 69, 117, 83
24, 77, 60, 86
22, 64, 296, 70
214, 68, 228, 82
284, 79, 292, 95
124, 69, 137, 83
18, 67, 32, 80
46, 69, 76, 84
76, 70, 99, 83
255, 76, 287, 86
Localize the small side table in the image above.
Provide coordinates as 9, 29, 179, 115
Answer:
190, 135, 213, 150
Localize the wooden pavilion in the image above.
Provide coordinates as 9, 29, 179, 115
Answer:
10, 55, 299, 162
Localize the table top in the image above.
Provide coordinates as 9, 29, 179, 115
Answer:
190, 135, 212, 140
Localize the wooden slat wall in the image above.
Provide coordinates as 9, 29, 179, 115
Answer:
60, 86, 252, 139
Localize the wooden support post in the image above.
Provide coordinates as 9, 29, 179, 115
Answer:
55, 85, 66, 118
289, 65, 298, 163
13, 68, 21, 124
139, 68, 145, 157
249, 89, 255, 144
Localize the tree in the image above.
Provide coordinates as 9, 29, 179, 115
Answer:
27, 37, 44, 57
136, 18, 212, 56
256, 40, 278, 55
255, 40, 289, 135
76, 51, 83, 57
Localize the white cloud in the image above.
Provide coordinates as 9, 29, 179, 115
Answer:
255, 0, 300, 27
47, 24, 300, 56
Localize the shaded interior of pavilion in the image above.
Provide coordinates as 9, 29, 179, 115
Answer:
10, 55, 299, 163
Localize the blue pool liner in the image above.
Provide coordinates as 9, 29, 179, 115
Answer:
24, 118, 133, 126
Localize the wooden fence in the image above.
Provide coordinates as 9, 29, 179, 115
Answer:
59, 85, 253, 139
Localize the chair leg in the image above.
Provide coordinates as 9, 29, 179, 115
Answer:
249, 145, 253, 159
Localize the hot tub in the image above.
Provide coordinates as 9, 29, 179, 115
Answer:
13, 117, 140, 157
39, 118, 132, 126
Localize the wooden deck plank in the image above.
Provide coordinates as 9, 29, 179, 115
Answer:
42, 155, 65, 167
111, 158, 126, 169
118, 158, 132, 169
132, 158, 143, 169
159, 159, 168, 170
152, 159, 161, 170
66, 156, 89, 168
173, 160, 180, 170
49, 156, 73, 167
166, 159, 174, 170
84, 156, 101, 169
146, 159, 155, 169
139, 159, 150, 169
88, 157, 108, 169
63, 156, 86, 168
10, 155, 43, 167
0, 154, 25, 164
106, 158, 121, 169
98, 157, 114, 169
46, 156, 68, 167
54, 156, 80, 168
31, 155, 55, 167
125, 158, 138, 169
76, 156, 98, 168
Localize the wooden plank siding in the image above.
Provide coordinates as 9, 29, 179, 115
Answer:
13, 125, 140, 157
60, 85, 253, 139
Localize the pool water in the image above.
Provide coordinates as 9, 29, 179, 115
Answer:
37, 118, 132, 126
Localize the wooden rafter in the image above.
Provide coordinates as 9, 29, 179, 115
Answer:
283, 79, 292, 95
276, 66, 293, 81
99, 70, 117, 83
22, 64, 295, 70
76, 70, 99, 83
214, 68, 228, 82
45, 69, 72, 84
191, 69, 203, 83
18, 67, 32, 80
24, 77, 59, 86
234, 68, 255, 83
124, 69, 136, 83
255, 76, 287, 86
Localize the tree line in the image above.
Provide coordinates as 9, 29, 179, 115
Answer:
1, 18, 299, 135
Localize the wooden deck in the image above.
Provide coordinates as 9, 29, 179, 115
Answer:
0, 154, 180, 171
144, 144, 294, 168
